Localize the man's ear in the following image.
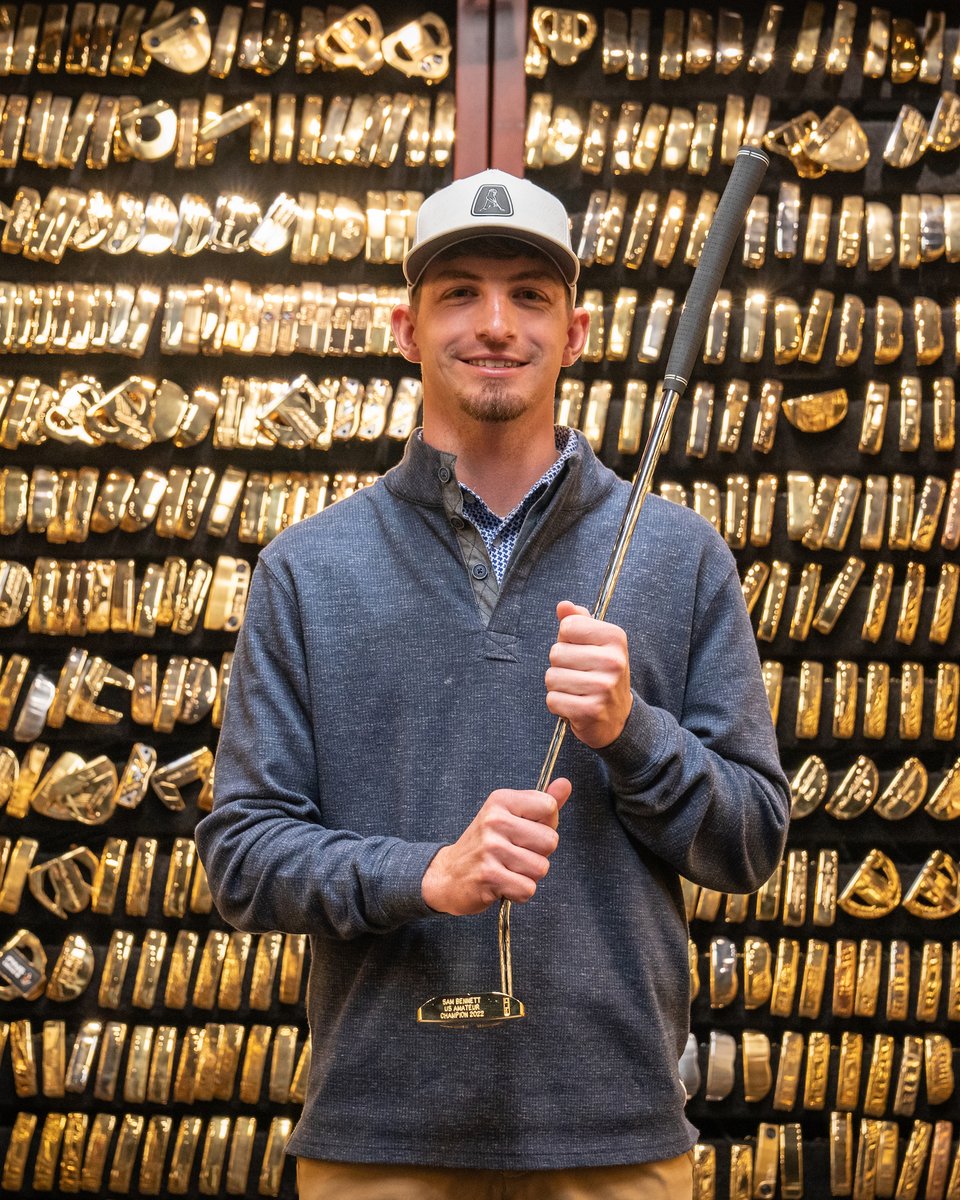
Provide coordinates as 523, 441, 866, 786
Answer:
561, 307, 591, 367
391, 304, 422, 363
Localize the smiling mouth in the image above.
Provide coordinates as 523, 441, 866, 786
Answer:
462, 357, 528, 369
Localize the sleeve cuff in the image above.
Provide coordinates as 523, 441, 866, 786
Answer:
368, 839, 447, 929
596, 690, 670, 787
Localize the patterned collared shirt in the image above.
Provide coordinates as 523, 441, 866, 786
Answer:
430, 426, 579, 621
460, 426, 578, 582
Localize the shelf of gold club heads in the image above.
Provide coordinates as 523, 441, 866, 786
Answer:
516, 3, 960, 1198
0, 3, 459, 1197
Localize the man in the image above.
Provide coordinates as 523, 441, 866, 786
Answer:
196, 169, 790, 1200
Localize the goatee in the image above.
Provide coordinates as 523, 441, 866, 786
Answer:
457, 381, 528, 423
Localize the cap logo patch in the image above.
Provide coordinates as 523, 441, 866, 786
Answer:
471, 185, 513, 217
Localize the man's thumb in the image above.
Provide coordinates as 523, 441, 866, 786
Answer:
547, 777, 572, 809
556, 599, 590, 620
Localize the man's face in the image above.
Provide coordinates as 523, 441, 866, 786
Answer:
391, 250, 589, 427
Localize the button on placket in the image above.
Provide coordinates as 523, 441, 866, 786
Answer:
471, 563, 488, 580
438, 466, 451, 483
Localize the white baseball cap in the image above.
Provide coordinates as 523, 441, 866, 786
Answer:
403, 169, 580, 302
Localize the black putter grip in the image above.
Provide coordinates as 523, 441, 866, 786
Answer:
662, 146, 769, 396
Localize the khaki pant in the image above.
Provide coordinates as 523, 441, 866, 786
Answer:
296, 1152, 694, 1200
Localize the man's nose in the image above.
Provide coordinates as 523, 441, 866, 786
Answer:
475, 290, 516, 340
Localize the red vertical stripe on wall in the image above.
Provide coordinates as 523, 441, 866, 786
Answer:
490, 0, 526, 173
455, 0, 492, 177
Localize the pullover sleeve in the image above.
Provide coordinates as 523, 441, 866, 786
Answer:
598, 563, 790, 894
195, 558, 443, 940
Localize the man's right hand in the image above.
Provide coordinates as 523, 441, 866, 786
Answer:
421, 778, 572, 916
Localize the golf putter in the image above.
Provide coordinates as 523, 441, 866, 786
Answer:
418, 145, 770, 1027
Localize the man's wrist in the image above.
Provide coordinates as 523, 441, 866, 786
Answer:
594, 690, 635, 749
421, 845, 452, 913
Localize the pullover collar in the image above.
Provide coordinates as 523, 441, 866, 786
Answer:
384, 424, 616, 517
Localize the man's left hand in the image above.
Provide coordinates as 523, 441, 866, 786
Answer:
545, 601, 634, 749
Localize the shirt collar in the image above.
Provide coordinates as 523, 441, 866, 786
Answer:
459, 426, 579, 526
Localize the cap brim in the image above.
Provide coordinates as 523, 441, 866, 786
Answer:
403, 226, 580, 291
